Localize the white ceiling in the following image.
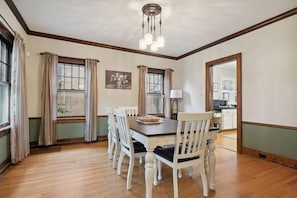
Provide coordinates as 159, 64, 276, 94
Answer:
12, 0, 297, 57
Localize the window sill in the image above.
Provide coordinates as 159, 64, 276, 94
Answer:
56, 117, 85, 124
0, 125, 10, 137
0, 125, 11, 132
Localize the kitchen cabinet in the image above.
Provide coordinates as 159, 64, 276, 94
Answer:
221, 109, 237, 130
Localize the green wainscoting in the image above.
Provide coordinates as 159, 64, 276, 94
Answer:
29, 116, 108, 143
242, 123, 297, 160
0, 134, 10, 165
56, 122, 85, 139
29, 118, 40, 142
97, 116, 108, 136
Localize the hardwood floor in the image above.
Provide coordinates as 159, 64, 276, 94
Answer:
216, 129, 237, 152
0, 142, 297, 198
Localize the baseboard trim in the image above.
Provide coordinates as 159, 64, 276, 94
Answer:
30, 135, 108, 147
242, 146, 297, 169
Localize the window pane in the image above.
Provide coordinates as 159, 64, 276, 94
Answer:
57, 91, 85, 117
72, 77, 79, 90
146, 94, 163, 114
1, 42, 7, 64
79, 67, 85, 78
0, 83, 9, 125
64, 64, 72, 77
72, 66, 79, 77
57, 64, 64, 76
57, 76, 64, 89
64, 77, 71, 89
79, 79, 85, 90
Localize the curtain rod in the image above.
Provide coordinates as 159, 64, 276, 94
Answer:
0, 14, 15, 35
40, 52, 100, 62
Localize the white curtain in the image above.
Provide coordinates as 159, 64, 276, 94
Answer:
10, 32, 29, 164
84, 59, 98, 142
164, 69, 173, 118
38, 53, 58, 145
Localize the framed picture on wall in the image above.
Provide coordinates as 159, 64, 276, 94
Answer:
213, 82, 218, 92
221, 78, 234, 91
105, 70, 132, 89
222, 92, 229, 100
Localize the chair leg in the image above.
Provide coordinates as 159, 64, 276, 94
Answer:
109, 141, 115, 160
139, 156, 143, 164
189, 166, 193, 177
107, 131, 112, 159
157, 160, 162, 180
200, 164, 208, 197
173, 167, 179, 198
178, 169, 182, 178
117, 150, 125, 175
127, 156, 135, 190
112, 142, 119, 169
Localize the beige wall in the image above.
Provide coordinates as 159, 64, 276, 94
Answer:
26, 36, 178, 116
0, 1, 27, 42
178, 14, 297, 127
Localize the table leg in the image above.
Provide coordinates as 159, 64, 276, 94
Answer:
145, 149, 155, 198
208, 139, 216, 191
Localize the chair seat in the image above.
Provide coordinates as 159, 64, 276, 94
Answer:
154, 146, 199, 163
133, 141, 147, 153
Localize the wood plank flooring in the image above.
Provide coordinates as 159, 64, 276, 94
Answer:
215, 129, 237, 152
0, 142, 297, 198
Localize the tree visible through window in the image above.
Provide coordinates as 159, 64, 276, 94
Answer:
57, 61, 85, 117
146, 69, 164, 115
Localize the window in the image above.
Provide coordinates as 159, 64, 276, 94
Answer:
56, 58, 85, 117
0, 23, 13, 128
146, 69, 164, 115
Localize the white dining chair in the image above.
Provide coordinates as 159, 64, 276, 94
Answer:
118, 106, 144, 164
154, 112, 212, 198
106, 107, 120, 169
118, 106, 138, 117
114, 108, 146, 190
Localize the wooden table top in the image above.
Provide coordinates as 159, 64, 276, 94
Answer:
128, 117, 177, 137
128, 117, 220, 137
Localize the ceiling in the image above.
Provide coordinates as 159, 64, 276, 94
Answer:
9, 0, 297, 58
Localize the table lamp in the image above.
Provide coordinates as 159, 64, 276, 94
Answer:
170, 89, 183, 113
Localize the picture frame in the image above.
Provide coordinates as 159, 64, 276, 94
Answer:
222, 92, 229, 101
221, 77, 235, 91
105, 70, 131, 89
213, 82, 218, 92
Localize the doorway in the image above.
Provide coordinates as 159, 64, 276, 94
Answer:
206, 53, 242, 154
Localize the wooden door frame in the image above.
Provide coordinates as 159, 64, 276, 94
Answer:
205, 53, 242, 154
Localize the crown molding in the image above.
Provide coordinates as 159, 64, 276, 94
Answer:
5, 0, 297, 60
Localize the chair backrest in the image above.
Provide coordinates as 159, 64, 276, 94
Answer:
174, 112, 212, 163
118, 106, 138, 117
106, 107, 118, 142
114, 109, 134, 152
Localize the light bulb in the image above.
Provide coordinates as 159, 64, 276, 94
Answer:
157, 35, 165, 47
150, 41, 158, 52
144, 32, 153, 45
139, 38, 146, 50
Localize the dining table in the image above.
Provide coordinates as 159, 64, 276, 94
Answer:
128, 117, 218, 198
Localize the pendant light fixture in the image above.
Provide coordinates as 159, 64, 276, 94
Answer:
139, 3, 165, 52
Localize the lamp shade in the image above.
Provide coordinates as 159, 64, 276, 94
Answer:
139, 39, 146, 50
170, 90, 183, 99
